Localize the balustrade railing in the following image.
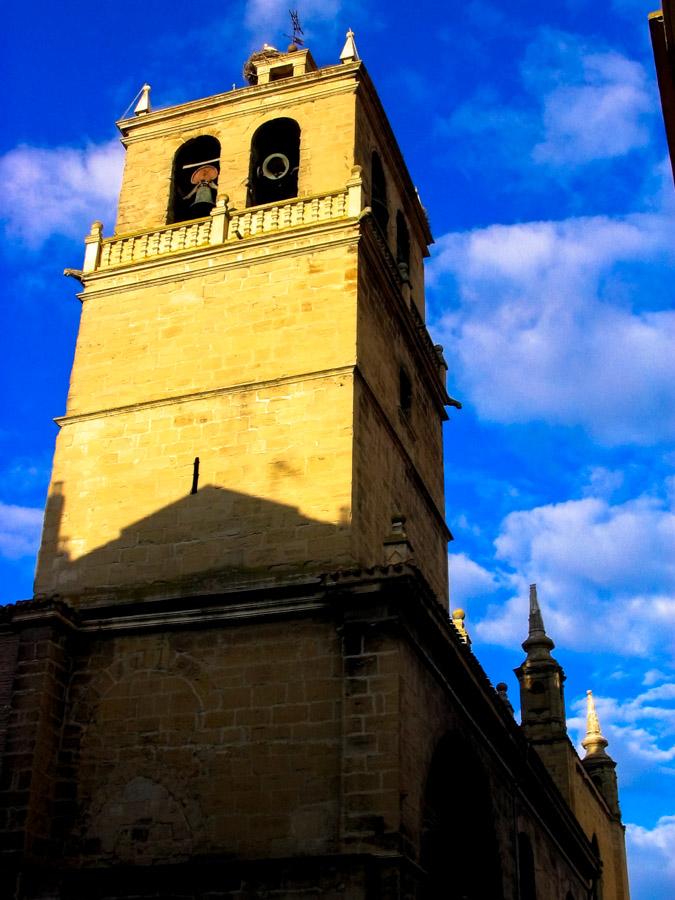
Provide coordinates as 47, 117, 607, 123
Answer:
97, 218, 213, 269
84, 185, 355, 273
227, 190, 347, 241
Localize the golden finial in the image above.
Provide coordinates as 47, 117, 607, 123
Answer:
582, 690, 609, 758
452, 608, 471, 646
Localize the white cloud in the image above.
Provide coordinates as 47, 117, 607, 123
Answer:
443, 28, 655, 173
626, 816, 675, 900
528, 43, 652, 165
429, 210, 675, 445
472, 490, 675, 657
0, 140, 124, 248
449, 552, 500, 610
644, 669, 671, 687
0, 502, 43, 560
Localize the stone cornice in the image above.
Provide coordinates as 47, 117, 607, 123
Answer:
77, 218, 360, 299
117, 63, 361, 146
55, 365, 355, 427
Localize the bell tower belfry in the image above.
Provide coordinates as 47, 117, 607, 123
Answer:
33, 37, 453, 609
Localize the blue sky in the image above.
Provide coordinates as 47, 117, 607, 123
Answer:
1, 1, 673, 896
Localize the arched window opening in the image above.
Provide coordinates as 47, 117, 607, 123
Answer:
169, 136, 221, 224
591, 835, 604, 900
371, 151, 389, 235
421, 734, 504, 899
518, 832, 536, 900
248, 118, 300, 207
396, 211, 410, 280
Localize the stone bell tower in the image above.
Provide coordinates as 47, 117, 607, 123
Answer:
1, 34, 631, 900
32, 35, 452, 610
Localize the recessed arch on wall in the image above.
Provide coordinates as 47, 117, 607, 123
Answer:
591, 834, 604, 900
420, 732, 504, 899
169, 135, 221, 224
370, 150, 389, 236
247, 117, 301, 207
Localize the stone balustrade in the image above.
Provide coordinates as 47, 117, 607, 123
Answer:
227, 189, 347, 241
96, 218, 214, 270
83, 177, 361, 274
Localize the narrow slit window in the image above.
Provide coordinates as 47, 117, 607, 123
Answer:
399, 368, 412, 416
371, 151, 389, 235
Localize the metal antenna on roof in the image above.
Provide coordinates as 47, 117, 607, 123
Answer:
285, 10, 305, 50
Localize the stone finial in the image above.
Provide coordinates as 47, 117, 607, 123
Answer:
83, 220, 104, 273
340, 29, 360, 63
452, 608, 471, 646
134, 84, 152, 116
383, 515, 414, 565
522, 583, 555, 659
582, 690, 610, 758
496, 682, 514, 714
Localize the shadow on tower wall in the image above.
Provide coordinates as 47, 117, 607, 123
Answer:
34, 482, 353, 605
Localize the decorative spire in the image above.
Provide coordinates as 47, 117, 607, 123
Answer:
134, 84, 152, 116
580, 689, 620, 816
340, 29, 360, 64
522, 583, 555, 659
582, 690, 610, 758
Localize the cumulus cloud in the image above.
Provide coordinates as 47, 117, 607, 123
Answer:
449, 552, 500, 610
626, 816, 675, 900
443, 28, 654, 173
470, 489, 675, 657
0, 140, 124, 249
429, 210, 675, 445
0, 502, 43, 560
523, 33, 652, 165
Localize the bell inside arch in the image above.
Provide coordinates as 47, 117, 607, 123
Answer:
169, 136, 221, 224
186, 164, 218, 215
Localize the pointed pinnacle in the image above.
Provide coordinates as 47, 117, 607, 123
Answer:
522, 583, 554, 657
528, 583, 546, 637
340, 29, 360, 63
134, 84, 152, 116
582, 690, 609, 758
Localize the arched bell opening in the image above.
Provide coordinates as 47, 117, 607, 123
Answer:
247, 118, 301, 207
420, 733, 504, 899
371, 151, 389, 236
169, 136, 221, 224
396, 210, 410, 281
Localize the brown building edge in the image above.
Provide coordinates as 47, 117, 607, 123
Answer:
650, 2, 675, 181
